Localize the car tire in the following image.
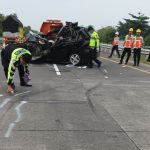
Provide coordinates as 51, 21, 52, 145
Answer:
69, 53, 81, 66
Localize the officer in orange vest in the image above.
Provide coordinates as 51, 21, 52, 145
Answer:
119, 28, 134, 64
133, 29, 144, 66
108, 32, 120, 58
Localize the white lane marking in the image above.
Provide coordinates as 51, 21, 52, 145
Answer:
104, 76, 109, 79
5, 123, 15, 138
0, 94, 3, 97
103, 69, 108, 74
120, 73, 123, 75
4, 101, 27, 138
122, 65, 127, 68
101, 56, 150, 75
0, 98, 11, 109
14, 91, 30, 97
53, 64, 61, 76
15, 101, 27, 123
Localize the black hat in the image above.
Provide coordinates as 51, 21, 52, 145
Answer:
21, 53, 32, 64
87, 25, 94, 31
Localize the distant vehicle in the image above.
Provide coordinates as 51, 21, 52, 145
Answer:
31, 22, 91, 65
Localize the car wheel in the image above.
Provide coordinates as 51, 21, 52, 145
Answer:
69, 53, 81, 65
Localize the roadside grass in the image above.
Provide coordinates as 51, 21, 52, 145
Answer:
140, 54, 150, 65
130, 53, 150, 65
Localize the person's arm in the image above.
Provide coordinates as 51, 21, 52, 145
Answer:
7, 59, 17, 85
123, 35, 127, 46
95, 33, 100, 48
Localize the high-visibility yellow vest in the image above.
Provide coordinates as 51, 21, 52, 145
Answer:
7, 48, 31, 84
89, 31, 100, 48
11, 48, 31, 61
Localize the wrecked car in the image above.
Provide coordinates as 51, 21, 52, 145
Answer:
27, 22, 91, 65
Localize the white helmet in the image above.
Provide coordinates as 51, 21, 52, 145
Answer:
115, 32, 119, 35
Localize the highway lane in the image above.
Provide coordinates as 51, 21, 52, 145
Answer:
0, 54, 150, 150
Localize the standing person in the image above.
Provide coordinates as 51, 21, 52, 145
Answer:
108, 32, 120, 58
119, 28, 134, 65
1, 45, 32, 93
87, 26, 102, 68
133, 29, 144, 66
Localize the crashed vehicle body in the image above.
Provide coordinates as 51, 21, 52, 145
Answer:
29, 22, 91, 65
25, 31, 51, 56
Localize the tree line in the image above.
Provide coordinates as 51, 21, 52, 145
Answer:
97, 13, 150, 46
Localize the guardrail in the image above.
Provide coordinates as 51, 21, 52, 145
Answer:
100, 43, 150, 61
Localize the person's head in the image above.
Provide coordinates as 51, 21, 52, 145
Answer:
129, 28, 134, 35
19, 53, 32, 65
87, 25, 95, 33
136, 29, 141, 36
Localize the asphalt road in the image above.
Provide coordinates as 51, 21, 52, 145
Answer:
0, 52, 150, 150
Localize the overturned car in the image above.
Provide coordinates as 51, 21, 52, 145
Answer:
27, 22, 91, 65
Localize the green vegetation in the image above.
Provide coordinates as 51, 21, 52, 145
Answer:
140, 54, 150, 64
129, 53, 150, 65
0, 14, 5, 36
117, 13, 150, 38
97, 13, 150, 46
97, 26, 116, 44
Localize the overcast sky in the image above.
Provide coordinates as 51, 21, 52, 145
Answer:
0, 0, 150, 31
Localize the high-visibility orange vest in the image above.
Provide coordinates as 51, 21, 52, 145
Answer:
113, 37, 119, 46
124, 35, 134, 48
133, 36, 143, 48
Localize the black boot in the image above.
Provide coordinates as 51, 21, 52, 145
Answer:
20, 79, 32, 87
20, 82, 32, 87
98, 62, 102, 68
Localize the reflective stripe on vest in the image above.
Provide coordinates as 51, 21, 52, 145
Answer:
134, 36, 143, 48
12, 48, 31, 61
124, 36, 133, 48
